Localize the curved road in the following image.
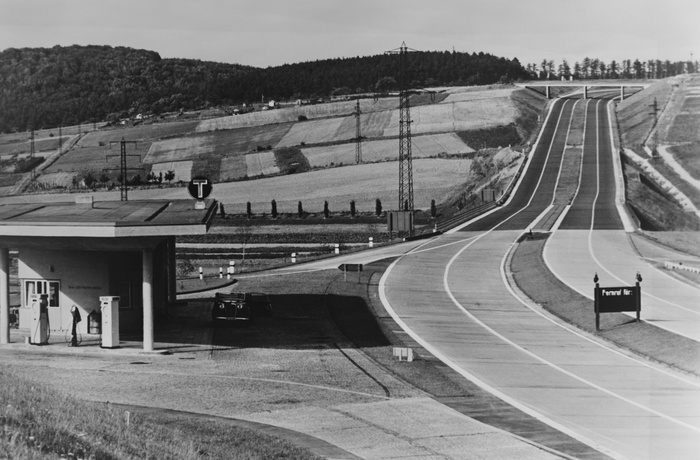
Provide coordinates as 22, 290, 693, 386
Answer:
380, 94, 700, 459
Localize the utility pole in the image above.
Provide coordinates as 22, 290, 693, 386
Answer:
354, 99, 362, 164
107, 138, 139, 201
386, 42, 416, 213
29, 128, 36, 181
649, 98, 659, 156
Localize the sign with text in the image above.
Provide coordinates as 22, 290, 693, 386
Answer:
594, 283, 641, 330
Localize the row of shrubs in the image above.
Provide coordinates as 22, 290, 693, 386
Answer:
218, 198, 439, 219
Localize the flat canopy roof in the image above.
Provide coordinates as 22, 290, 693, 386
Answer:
0, 198, 216, 238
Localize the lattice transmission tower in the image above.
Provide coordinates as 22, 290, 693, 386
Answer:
386, 42, 416, 211
354, 99, 362, 164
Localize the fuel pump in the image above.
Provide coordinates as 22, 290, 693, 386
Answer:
99, 296, 120, 349
69, 305, 82, 347
29, 293, 49, 345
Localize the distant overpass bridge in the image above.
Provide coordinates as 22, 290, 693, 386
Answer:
515, 80, 654, 100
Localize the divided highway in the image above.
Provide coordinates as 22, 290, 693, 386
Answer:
380, 93, 700, 459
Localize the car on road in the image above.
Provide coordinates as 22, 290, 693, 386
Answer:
211, 292, 273, 324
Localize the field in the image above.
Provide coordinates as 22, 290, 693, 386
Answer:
0, 136, 71, 157
208, 158, 472, 214
40, 121, 200, 181
0, 85, 544, 217
301, 133, 474, 167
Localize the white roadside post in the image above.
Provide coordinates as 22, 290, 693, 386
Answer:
369, 237, 374, 248
335, 243, 340, 255
291, 253, 297, 263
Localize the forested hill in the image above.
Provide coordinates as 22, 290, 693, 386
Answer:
0, 45, 528, 132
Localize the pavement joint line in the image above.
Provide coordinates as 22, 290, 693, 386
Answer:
443, 234, 700, 434
378, 251, 616, 460
502, 235, 700, 390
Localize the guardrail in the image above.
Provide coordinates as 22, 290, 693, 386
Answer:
435, 201, 499, 233
664, 261, 700, 275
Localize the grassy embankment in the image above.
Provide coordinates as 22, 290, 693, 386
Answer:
0, 369, 320, 460
615, 78, 700, 230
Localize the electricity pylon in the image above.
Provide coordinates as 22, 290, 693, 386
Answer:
107, 138, 139, 201
386, 42, 415, 212
354, 99, 362, 164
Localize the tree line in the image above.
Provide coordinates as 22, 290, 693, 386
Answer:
0, 45, 527, 133
525, 57, 696, 80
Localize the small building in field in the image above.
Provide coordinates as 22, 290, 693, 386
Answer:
0, 197, 216, 351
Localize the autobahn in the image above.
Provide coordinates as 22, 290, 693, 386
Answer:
380, 92, 700, 459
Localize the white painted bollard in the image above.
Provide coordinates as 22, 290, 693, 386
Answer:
369, 237, 373, 248
199, 267, 203, 280
219, 267, 223, 278
228, 260, 235, 279
292, 253, 297, 263
393, 347, 414, 362
335, 244, 340, 255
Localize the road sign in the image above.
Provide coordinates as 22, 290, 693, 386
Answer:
338, 263, 363, 282
594, 282, 641, 330
338, 264, 363, 272
188, 176, 213, 200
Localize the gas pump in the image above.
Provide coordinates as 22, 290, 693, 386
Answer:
29, 293, 49, 345
99, 296, 120, 348
69, 305, 82, 347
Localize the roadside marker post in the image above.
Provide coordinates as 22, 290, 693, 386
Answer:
369, 237, 373, 248
199, 267, 203, 280
291, 253, 297, 263
219, 267, 223, 279
335, 244, 340, 255
228, 261, 235, 278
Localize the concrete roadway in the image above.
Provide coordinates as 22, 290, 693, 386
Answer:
545, 95, 700, 341
380, 94, 700, 459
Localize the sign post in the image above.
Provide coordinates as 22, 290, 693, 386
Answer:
187, 176, 213, 210
338, 264, 363, 283
593, 272, 642, 331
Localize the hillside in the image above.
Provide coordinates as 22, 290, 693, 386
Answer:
0, 45, 528, 133
615, 74, 700, 230
0, 85, 544, 214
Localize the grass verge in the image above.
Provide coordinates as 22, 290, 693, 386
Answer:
0, 369, 321, 460
510, 233, 700, 376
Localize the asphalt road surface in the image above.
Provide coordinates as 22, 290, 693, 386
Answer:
381, 93, 700, 460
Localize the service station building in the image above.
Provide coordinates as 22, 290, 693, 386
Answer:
0, 197, 216, 351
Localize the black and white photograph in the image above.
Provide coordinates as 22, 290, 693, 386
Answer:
0, 1, 698, 458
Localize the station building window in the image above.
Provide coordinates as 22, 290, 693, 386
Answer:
23, 280, 60, 307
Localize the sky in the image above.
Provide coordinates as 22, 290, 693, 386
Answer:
0, 0, 698, 68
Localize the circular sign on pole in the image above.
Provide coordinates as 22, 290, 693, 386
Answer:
188, 176, 213, 200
